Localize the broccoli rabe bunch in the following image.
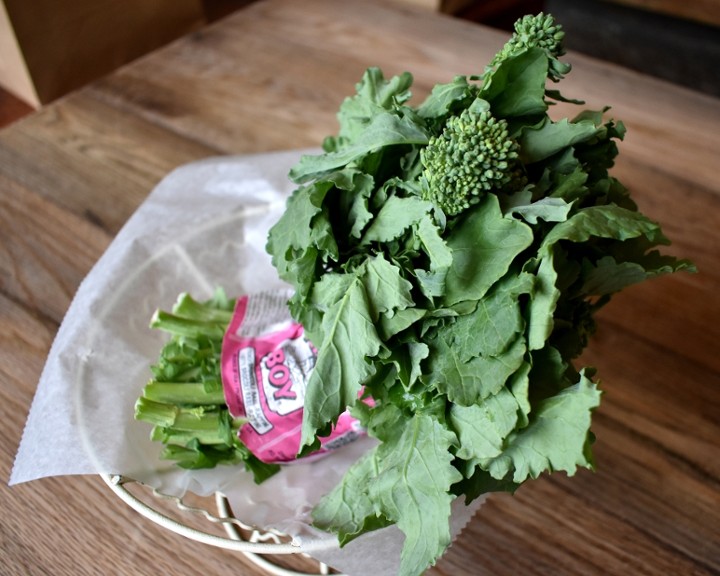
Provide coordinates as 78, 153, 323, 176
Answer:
267, 12, 694, 576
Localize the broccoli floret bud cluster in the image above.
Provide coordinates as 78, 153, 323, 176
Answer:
496, 12, 565, 62
420, 107, 519, 216
489, 12, 569, 82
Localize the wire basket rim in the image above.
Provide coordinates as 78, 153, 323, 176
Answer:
100, 473, 341, 556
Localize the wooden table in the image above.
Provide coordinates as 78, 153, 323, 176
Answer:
1, 0, 718, 574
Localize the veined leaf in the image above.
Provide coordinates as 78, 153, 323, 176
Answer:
361, 195, 434, 244
481, 47, 549, 119
362, 253, 415, 321
417, 75, 475, 120
506, 196, 574, 224
424, 334, 526, 406
290, 112, 429, 183
444, 194, 533, 306
300, 277, 381, 451
369, 413, 461, 576
519, 117, 600, 164
312, 448, 389, 544
450, 387, 519, 466
541, 204, 668, 250
440, 273, 531, 360
527, 250, 560, 351
485, 370, 602, 482
266, 181, 338, 286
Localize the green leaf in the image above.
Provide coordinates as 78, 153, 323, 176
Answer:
440, 274, 529, 360
368, 413, 462, 576
362, 253, 415, 321
312, 448, 390, 545
424, 334, 526, 406
361, 195, 433, 244
416, 215, 452, 271
518, 117, 600, 164
450, 387, 519, 465
300, 277, 381, 451
311, 271, 358, 312
354, 68, 413, 110
486, 370, 602, 482
481, 47, 549, 119
417, 75, 475, 120
283, 247, 322, 307
290, 112, 429, 183
415, 268, 446, 299
352, 398, 407, 443
266, 181, 338, 295
414, 215, 453, 298
548, 163, 589, 202
379, 306, 426, 340
330, 68, 414, 147
527, 250, 560, 351
346, 173, 375, 239
266, 181, 332, 259
508, 361, 532, 427
580, 256, 649, 296
506, 195, 574, 224
528, 345, 575, 401
444, 194, 534, 306
323, 169, 376, 241
387, 341, 429, 388
541, 205, 668, 250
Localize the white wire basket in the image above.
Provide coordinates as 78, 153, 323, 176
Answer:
101, 473, 345, 576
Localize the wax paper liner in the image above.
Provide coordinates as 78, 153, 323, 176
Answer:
10, 150, 484, 575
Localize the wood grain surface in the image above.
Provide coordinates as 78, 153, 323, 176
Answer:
1, 1, 718, 574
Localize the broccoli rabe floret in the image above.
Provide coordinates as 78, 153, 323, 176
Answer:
419, 105, 519, 216
493, 12, 565, 63
490, 13, 568, 81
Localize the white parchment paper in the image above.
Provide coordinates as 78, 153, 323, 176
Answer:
10, 150, 483, 575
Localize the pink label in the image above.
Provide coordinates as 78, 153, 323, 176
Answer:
221, 291, 364, 464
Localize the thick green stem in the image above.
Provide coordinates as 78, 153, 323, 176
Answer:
134, 397, 178, 427
152, 427, 230, 446
150, 310, 226, 339
172, 293, 235, 324
142, 381, 226, 405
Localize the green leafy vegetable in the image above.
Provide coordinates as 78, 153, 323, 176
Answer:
265, 11, 695, 575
